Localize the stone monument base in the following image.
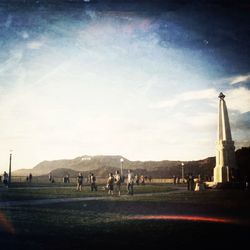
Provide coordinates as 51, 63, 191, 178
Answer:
213, 166, 230, 183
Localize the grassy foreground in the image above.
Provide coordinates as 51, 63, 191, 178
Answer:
0, 184, 250, 249
0, 183, 175, 201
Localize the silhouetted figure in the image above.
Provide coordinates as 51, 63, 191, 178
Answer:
195, 175, 205, 191
3, 171, 8, 186
177, 176, 180, 184
76, 173, 83, 191
107, 173, 114, 195
114, 170, 121, 196
173, 175, 177, 185
187, 173, 195, 191
135, 174, 139, 185
49, 173, 52, 182
90, 173, 97, 191
127, 170, 134, 195
140, 175, 145, 185
87, 173, 92, 183
29, 173, 32, 183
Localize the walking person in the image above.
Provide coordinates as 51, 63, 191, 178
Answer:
3, 171, 8, 187
76, 173, 84, 191
90, 173, 97, 191
114, 170, 122, 196
127, 169, 134, 195
107, 173, 114, 195
49, 173, 52, 182
140, 175, 145, 185
29, 173, 32, 183
187, 173, 195, 191
135, 174, 139, 185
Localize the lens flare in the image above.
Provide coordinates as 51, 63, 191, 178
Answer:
0, 212, 15, 234
128, 215, 239, 224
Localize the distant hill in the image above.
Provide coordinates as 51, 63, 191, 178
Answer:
12, 147, 250, 178
13, 154, 215, 178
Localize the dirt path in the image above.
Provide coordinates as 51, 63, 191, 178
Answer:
0, 187, 187, 207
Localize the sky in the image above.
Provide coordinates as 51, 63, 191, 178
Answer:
0, 0, 250, 171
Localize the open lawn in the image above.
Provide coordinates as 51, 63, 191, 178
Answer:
0, 183, 176, 201
0, 184, 250, 249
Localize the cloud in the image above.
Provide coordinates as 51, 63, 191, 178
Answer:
228, 73, 250, 85
0, 49, 23, 74
26, 39, 46, 49
150, 88, 217, 109
150, 87, 250, 114
226, 87, 250, 113
231, 112, 250, 130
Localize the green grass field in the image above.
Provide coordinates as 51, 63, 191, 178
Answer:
0, 183, 176, 201
0, 184, 250, 249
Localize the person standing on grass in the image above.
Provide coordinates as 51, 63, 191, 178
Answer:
3, 171, 8, 186
135, 174, 139, 185
107, 173, 114, 195
187, 173, 195, 191
127, 169, 134, 195
29, 173, 32, 183
140, 175, 145, 185
76, 173, 84, 191
114, 170, 122, 196
49, 173, 52, 182
90, 173, 97, 191
173, 175, 177, 185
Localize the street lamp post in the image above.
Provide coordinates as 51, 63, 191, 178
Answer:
181, 162, 184, 183
8, 150, 13, 187
120, 158, 124, 176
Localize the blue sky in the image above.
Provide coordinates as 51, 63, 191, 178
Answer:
0, 0, 249, 171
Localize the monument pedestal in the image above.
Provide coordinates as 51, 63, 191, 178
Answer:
213, 165, 229, 183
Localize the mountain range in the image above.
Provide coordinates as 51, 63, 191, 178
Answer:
12, 147, 250, 178
13, 154, 215, 178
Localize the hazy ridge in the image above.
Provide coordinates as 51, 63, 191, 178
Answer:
13, 147, 250, 178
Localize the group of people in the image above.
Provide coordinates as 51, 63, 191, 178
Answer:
26, 173, 33, 183
76, 172, 97, 192
75, 169, 136, 196
134, 174, 151, 185
172, 173, 206, 191
186, 173, 206, 191
172, 175, 181, 184
63, 175, 70, 183
106, 169, 134, 196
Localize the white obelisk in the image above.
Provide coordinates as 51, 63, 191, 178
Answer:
213, 92, 237, 183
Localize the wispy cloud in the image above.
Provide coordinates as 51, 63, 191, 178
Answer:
150, 88, 217, 109
228, 73, 250, 85
0, 49, 23, 74
226, 87, 250, 113
26, 39, 46, 49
